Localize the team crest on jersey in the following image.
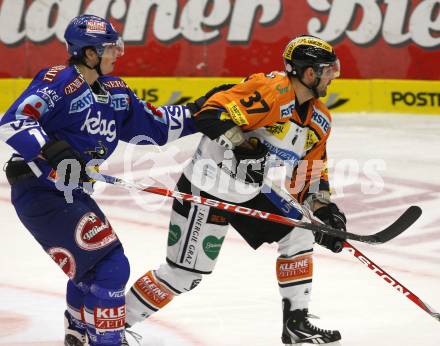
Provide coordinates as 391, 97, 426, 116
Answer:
85, 140, 108, 159
47, 247, 76, 279
280, 100, 295, 119
265, 122, 290, 140
304, 129, 319, 150
75, 212, 117, 251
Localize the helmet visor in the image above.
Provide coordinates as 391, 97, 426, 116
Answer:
101, 37, 124, 58
319, 58, 340, 79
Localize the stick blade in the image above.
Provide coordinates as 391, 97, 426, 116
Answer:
370, 206, 422, 244
432, 313, 440, 322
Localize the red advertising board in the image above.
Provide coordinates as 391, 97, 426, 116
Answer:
0, 0, 439, 79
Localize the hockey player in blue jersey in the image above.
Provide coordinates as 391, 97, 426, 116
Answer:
0, 14, 201, 346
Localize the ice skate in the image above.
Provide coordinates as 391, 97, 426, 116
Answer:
282, 299, 341, 345
121, 326, 143, 346
64, 310, 87, 346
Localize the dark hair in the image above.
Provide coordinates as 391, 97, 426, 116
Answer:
67, 46, 96, 66
67, 55, 83, 66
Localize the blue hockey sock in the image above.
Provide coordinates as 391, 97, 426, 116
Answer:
84, 246, 129, 346
65, 279, 90, 336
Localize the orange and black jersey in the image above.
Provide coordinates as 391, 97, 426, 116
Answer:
192, 71, 333, 203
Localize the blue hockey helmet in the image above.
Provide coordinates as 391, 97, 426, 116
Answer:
64, 14, 124, 58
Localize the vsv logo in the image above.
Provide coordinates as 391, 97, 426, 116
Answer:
69, 89, 93, 114
81, 110, 116, 142
165, 105, 184, 130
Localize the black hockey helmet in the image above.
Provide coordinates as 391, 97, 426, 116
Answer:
283, 35, 340, 79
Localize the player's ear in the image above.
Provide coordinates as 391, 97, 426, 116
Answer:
84, 47, 98, 63
303, 66, 315, 82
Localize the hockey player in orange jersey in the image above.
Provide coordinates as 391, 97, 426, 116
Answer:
125, 35, 346, 345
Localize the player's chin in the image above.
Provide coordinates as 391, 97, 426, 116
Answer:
318, 89, 328, 98
102, 65, 115, 75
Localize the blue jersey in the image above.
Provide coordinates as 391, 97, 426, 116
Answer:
0, 64, 196, 185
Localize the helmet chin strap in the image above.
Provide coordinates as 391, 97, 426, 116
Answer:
95, 57, 103, 76
81, 56, 103, 76
299, 75, 320, 99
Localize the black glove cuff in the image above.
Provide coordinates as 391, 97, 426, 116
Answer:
41, 140, 86, 175
233, 138, 268, 160
41, 140, 70, 155
313, 202, 347, 253
314, 203, 347, 227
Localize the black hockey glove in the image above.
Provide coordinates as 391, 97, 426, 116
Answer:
41, 140, 90, 185
186, 84, 236, 114
313, 203, 347, 253
232, 137, 269, 185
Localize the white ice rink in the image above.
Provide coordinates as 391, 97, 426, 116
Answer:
0, 113, 439, 345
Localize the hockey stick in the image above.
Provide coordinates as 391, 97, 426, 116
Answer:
92, 173, 420, 245
344, 243, 440, 322
265, 180, 440, 323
